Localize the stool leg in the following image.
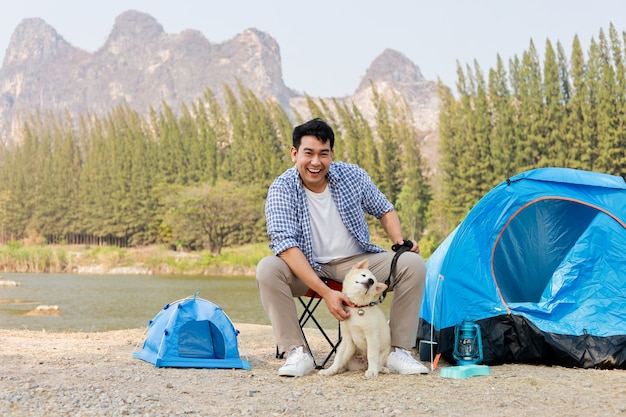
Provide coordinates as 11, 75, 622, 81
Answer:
292, 279, 343, 369
298, 295, 343, 369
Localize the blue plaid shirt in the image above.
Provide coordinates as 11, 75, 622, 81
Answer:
265, 161, 392, 271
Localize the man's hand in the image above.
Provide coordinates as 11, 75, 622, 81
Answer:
409, 240, 421, 254
324, 289, 352, 321
393, 239, 420, 254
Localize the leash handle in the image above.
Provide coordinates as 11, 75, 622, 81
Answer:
379, 240, 413, 303
391, 239, 413, 252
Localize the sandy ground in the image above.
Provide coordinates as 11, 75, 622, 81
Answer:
1, 324, 625, 417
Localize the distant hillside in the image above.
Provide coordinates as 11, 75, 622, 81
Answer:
0, 10, 439, 170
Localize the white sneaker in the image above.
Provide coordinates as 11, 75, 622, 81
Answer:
278, 346, 315, 377
386, 348, 429, 374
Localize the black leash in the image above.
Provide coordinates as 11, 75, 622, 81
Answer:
379, 239, 413, 303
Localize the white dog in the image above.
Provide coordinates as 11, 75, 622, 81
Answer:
319, 259, 391, 377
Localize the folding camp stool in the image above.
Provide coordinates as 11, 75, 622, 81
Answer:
276, 277, 343, 369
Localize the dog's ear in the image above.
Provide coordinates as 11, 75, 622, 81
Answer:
374, 282, 387, 295
355, 259, 369, 270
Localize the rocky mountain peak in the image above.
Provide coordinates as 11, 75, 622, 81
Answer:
0, 10, 438, 167
103, 10, 165, 55
357, 48, 425, 92
2, 18, 74, 66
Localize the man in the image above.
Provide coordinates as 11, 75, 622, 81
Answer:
256, 118, 428, 377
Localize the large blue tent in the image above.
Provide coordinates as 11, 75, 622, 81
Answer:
418, 168, 626, 368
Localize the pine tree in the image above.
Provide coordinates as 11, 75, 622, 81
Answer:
515, 41, 544, 171
582, 38, 601, 170
488, 55, 517, 178
304, 94, 327, 120
468, 61, 496, 192
22, 112, 55, 239
179, 102, 203, 184
602, 25, 626, 176
156, 101, 188, 185
541, 39, 567, 167
390, 94, 431, 239
438, 69, 471, 225
567, 36, 589, 169
10, 113, 48, 239
47, 111, 82, 240
236, 85, 285, 185
267, 100, 293, 176
192, 99, 218, 185
613, 25, 626, 176
78, 113, 113, 238
202, 88, 230, 182
222, 84, 245, 182
334, 100, 359, 163
372, 85, 401, 201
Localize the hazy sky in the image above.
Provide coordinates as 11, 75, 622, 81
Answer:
2, 1, 625, 97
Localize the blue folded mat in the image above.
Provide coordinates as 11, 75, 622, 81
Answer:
440, 364, 491, 379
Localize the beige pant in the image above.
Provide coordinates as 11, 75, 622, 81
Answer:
256, 252, 426, 354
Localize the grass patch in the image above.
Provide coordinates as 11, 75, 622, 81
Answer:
145, 243, 272, 274
0, 242, 68, 273
0, 242, 272, 275
211, 243, 272, 267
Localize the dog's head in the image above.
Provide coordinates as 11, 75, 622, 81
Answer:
343, 259, 387, 306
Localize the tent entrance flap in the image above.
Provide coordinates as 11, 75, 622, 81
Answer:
493, 199, 599, 303
178, 320, 226, 359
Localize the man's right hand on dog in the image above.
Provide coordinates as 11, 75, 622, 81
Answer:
325, 290, 351, 321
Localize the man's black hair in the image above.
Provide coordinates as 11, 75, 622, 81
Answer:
292, 118, 335, 150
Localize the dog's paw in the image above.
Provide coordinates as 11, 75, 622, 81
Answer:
318, 368, 337, 376
380, 366, 390, 374
365, 368, 379, 378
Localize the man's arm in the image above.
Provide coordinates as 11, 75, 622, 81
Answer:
379, 210, 420, 253
278, 247, 351, 321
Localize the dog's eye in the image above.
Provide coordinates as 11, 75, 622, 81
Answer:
360, 273, 366, 278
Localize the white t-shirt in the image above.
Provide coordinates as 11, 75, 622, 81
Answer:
304, 184, 364, 263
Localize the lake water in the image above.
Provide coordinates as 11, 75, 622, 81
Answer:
0, 273, 386, 332
0, 273, 268, 332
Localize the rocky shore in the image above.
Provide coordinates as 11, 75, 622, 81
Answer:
1, 324, 624, 416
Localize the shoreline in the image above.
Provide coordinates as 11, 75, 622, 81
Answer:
72, 263, 256, 277
0, 244, 262, 277
1, 325, 625, 416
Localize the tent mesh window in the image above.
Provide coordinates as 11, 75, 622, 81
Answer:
177, 320, 226, 359
493, 199, 598, 303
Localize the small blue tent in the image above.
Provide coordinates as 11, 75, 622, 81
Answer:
133, 293, 250, 370
418, 168, 626, 369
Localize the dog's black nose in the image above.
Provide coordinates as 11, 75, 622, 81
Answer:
367, 278, 374, 286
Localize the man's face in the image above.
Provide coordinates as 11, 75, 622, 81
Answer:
291, 135, 334, 193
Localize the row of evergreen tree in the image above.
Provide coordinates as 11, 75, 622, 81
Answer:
0, 84, 430, 253
2, 25, 624, 254
436, 24, 626, 237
